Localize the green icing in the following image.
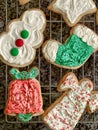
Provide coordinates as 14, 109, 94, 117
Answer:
29, 67, 39, 78
10, 48, 19, 56
10, 67, 39, 79
20, 30, 29, 39
17, 113, 33, 122
55, 34, 94, 67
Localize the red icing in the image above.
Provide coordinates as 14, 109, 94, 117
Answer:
5, 79, 42, 114
15, 39, 24, 47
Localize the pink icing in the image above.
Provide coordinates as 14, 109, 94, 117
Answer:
5, 79, 43, 114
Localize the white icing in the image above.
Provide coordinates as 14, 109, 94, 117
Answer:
88, 93, 98, 113
73, 25, 98, 49
0, 10, 46, 66
0, 33, 36, 65
53, 0, 96, 24
44, 76, 93, 130
60, 74, 78, 91
43, 41, 58, 62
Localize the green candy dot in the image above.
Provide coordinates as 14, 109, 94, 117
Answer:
10, 48, 19, 56
20, 30, 29, 39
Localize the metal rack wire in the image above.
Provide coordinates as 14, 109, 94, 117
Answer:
0, 0, 98, 129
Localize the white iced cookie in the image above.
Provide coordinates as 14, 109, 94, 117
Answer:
42, 72, 98, 130
48, 0, 97, 27
0, 9, 46, 67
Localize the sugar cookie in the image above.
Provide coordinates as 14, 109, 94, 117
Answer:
4, 67, 44, 122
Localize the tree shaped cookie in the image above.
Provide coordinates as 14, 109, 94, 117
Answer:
42, 72, 98, 130
4, 67, 44, 122
42, 24, 98, 69
0, 9, 46, 67
19, 0, 30, 5
48, 0, 97, 27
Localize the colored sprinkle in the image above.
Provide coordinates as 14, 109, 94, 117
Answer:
10, 48, 19, 56
15, 39, 24, 47
20, 30, 29, 39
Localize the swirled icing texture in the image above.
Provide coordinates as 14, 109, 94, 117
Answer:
53, 0, 96, 24
73, 25, 98, 49
55, 34, 94, 67
43, 34, 94, 67
5, 79, 43, 114
0, 10, 46, 65
44, 75, 93, 130
43, 41, 58, 62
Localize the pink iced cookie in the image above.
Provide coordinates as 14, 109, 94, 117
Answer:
4, 67, 44, 122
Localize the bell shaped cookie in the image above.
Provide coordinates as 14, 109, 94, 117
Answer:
48, 0, 97, 27
4, 67, 44, 122
0, 9, 46, 67
42, 24, 98, 69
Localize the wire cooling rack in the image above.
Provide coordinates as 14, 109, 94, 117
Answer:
0, 0, 98, 129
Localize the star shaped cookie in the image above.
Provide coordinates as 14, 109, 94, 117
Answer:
48, 0, 97, 26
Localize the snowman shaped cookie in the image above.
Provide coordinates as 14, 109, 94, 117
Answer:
0, 9, 46, 67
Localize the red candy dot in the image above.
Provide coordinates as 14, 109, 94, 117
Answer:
15, 39, 24, 47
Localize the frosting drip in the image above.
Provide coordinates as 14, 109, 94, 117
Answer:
0, 10, 45, 65
73, 25, 98, 49
53, 0, 96, 24
5, 79, 43, 114
44, 77, 93, 130
55, 34, 94, 67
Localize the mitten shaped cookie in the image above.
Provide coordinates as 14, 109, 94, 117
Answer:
48, 0, 97, 27
42, 24, 98, 69
19, 0, 30, 5
42, 73, 94, 130
4, 67, 44, 122
0, 9, 46, 67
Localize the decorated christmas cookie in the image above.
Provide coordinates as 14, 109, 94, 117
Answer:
42, 72, 98, 130
19, 0, 30, 5
0, 9, 46, 67
48, 0, 97, 27
4, 67, 44, 122
42, 24, 98, 69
